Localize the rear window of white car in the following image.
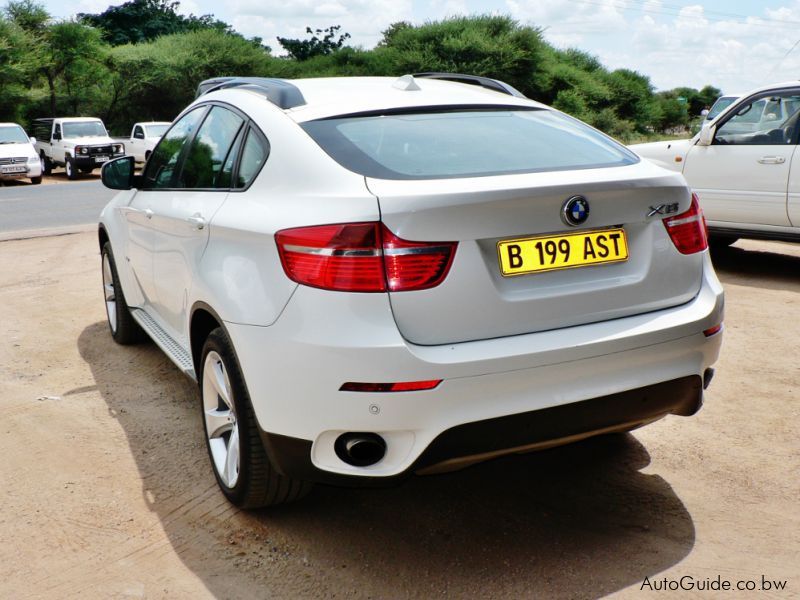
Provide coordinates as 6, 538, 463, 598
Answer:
301, 108, 638, 179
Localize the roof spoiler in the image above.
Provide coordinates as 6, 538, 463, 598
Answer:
195, 77, 306, 109
413, 72, 527, 98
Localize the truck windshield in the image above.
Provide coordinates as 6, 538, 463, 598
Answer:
301, 108, 638, 179
0, 125, 30, 144
145, 124, 169, 137
63, 121, 107, 138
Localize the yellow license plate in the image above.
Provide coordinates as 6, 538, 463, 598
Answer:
497, 229, 628, 277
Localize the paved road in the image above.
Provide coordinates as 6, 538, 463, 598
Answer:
0, 180, 114, 234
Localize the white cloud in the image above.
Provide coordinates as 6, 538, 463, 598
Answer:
231, 0, 412, 51
503, 0, 800, 93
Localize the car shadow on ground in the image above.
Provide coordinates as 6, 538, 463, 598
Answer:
710, 243, 800, 291
77, 321, 695, 597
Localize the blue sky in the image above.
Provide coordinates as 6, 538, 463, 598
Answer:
39, 0, 800, 94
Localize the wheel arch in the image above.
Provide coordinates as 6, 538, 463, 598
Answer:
98, 225, 109, 252
190, 302, 234, 378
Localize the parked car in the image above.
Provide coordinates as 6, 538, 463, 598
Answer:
33, 117, 125, 180
631, 81, 800, 245
98, 74, 723, 508
125, 121, 170, 163
0, 122, 42, 184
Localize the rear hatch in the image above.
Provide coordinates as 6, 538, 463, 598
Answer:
300, 104, 704, 346
370, 161, 703, 345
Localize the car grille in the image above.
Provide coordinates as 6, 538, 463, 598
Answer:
0, 157, 28, 165
88, 146, 113, 154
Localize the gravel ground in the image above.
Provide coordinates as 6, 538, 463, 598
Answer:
0, 231, 797, 599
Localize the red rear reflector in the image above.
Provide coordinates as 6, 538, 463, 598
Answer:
339, 380, 442, 392
663, 192, 708, 254
703, 324, 722, 337
276, 222, 456, 292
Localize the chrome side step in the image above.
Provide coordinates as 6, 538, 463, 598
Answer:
131, 308, 197, 381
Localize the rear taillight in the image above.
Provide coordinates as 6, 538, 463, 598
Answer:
663, 193, 708, 254
276, 222, 456, 292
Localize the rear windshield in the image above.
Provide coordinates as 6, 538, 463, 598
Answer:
146, 124, 169, 137
301, 108, 638, 180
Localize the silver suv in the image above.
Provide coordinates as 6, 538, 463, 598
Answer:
99, 74, 724, 508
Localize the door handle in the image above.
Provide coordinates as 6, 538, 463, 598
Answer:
757, 156, 786, 164
187, 214, 206, 230
144, 208, 153, 219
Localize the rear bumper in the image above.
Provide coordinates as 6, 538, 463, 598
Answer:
261, 374, 703, 486
225, 253, 723, 482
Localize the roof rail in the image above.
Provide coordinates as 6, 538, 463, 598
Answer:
413, 72, 526, 98
195, 77, 306, 109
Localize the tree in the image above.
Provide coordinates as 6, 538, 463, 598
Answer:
0, 16, 42, 122
277, 25, 351, 61
79, 0, 268, 50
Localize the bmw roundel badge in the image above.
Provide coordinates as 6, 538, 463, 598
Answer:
562, 195, 590, 226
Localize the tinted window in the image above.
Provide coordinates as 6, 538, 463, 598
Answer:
179, 106, 244, 189
133, 126, 144, 139
235, 129, 269, 188
301, 108, 638, 180
218, 127, 245, 189
142, 107, 205, 189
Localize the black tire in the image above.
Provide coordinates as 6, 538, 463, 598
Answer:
79, 167, 94, 174
30, 176, 42, 185
65, 156, 78, 180
200, 327, 312, 509
40, 152, 51, 176
101, 242, 145, 345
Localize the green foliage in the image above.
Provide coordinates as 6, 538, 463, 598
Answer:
0, 10, 721, 140
0, 17, 42, 121
105, 29, 274, 131
277, 25, 351, 61
78, 0, 267, 50
374, 15, 549, 98
4, 0, 48, 34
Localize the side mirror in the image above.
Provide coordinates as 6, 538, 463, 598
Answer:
102, 156, 137, 190
697, 123, 715, 146
52, 132, 61, 141
29, 137, 36, 144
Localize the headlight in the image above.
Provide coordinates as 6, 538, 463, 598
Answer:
113, 144, 123, 154
78, 146, 88, 155
28, 156, 39, 164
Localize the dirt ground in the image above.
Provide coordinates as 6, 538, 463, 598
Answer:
0, 231, 797, 599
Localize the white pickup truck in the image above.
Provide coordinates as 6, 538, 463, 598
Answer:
123, 121, 170, 163
33, 117, 125, 180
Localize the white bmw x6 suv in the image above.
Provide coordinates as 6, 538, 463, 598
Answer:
98, 74, 724, 508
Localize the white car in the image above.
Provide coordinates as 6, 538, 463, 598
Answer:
632, 81, 800, 245
33, 117, 125, 180
98, 74, 723, 508
125, 121, 170, 163
0, 122, 42, 184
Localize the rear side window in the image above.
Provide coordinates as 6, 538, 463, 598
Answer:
179, 106, 244, 189
235, 129, 269, 188
301, 108, 638, 180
